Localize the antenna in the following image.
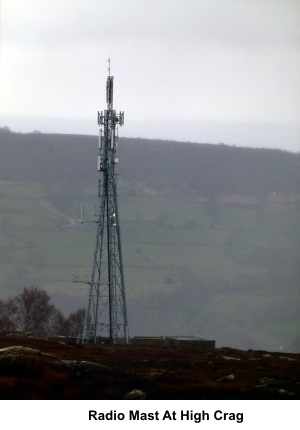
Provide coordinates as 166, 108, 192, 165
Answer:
81, 65, 128, 345
80, 204, 83, 223
108, 57, 111, 77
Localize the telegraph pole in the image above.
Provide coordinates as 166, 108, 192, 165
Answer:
81, 62, 129, 344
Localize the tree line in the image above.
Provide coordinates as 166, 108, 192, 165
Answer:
0, 286, 85, 339
0, 128, 299, 200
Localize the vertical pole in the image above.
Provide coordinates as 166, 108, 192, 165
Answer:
82, 63, 128, 344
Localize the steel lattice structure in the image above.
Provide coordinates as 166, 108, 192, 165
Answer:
81, 64, 129, 344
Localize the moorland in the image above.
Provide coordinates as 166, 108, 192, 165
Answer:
0, 335, 299, 400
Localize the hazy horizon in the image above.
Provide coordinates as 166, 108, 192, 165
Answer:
1, 115, 299, 153
1, 1, 299, 153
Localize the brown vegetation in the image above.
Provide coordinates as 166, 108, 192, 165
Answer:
0, 336, 299, 400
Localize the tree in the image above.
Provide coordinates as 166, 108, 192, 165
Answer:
14, 286, 54, 337
47, 308, 69, 336
67, 308, 85, 338
0, 286, 86, 339
0, 298, 17, 331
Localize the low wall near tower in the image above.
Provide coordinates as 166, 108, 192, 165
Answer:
131, 336, 215, 350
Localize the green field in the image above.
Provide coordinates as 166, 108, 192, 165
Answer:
0, 181, 299, 351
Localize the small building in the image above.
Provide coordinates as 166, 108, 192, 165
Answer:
131, 336, 215, 351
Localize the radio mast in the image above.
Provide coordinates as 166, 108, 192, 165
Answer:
81, 61, 129, 344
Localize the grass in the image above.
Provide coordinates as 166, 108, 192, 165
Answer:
1, 182, 299, 289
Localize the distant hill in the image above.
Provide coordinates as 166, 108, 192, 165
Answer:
0, 127, 299, 352
1, 127, 300, 200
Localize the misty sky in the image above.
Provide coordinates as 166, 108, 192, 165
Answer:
0, 0, 299, 151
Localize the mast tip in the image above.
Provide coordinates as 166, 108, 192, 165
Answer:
108, 57, 111, 76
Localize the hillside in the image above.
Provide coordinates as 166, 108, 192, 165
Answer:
0, 127, 299, 352
0, 127, 300, 199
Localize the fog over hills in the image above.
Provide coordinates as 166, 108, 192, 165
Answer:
1, 117, 299, 153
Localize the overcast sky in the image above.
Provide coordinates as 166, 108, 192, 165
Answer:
0, 0, 299, 151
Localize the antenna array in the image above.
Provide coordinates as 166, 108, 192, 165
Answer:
81, 63, 129, 344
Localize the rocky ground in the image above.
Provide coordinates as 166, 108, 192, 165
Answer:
0, 336, 299, 400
